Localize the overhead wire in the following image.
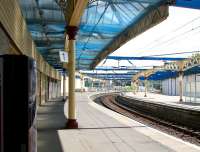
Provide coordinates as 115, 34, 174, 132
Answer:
139, 15, 200, 50
147, 25, 200, 50
141, 50, 200, 57
134, 15, 200, 56
158, 29, 200, 49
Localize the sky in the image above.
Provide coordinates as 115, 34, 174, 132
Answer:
97, 6, 200, 68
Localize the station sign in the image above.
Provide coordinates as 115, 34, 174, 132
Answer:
59, 51, 68, 63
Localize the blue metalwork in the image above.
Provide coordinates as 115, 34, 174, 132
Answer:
106, 56, 187, 61
139, 70, 178, 80
18, 0, 169, 71
95, 66, 149, 71
82, 71, 135, 80
139, 65, 200, 81
175, 0, 200, 9
82, 65, 200, 81
82, 73, 136, 76
184, 65, 200, 76
87, 74, 133, 80
77, 0, 168, 69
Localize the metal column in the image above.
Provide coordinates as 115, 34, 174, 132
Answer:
63, 71, 66, 101
179, 71, 184, 102
66, 26, 78, 129
144, 78, 147, 97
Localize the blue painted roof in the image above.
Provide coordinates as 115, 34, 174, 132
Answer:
19, 0, 169, 71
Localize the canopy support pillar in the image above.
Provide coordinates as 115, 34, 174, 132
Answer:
81, 75, 84, 92
179, 71, 184, 102
144, 78, 148, 97
177, 61, 185, 102
66, 26, 78, 129
63, 71, 66, 101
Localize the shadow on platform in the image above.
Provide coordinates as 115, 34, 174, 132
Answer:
37, 99, 66, 152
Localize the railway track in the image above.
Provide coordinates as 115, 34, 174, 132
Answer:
96, 95, 200, 146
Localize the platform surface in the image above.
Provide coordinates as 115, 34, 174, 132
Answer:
125, 92, 200, 111
37, 93, 200, 152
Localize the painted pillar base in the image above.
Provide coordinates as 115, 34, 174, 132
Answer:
62, 97, 67, 102
66, 119, 78, 129
179, 98, 183, 102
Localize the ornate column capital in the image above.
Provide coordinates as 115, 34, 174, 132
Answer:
178, 70, 184, 76
66, 26, 79, 40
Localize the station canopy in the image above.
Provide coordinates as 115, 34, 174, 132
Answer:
139, 64, 200, 81
19, 0, 169, 71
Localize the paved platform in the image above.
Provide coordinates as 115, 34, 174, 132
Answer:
37, 99, 66, 152
37, 93, 200, 152
125, 92, 200, 111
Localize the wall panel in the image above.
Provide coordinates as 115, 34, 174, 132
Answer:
0, 0, 61, 80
